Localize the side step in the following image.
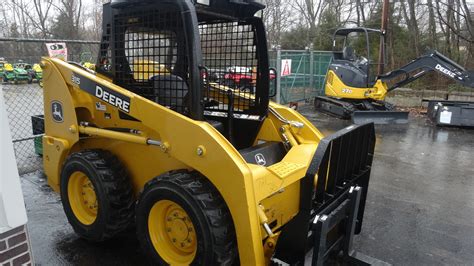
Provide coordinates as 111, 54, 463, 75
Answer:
352, 111, 409, 125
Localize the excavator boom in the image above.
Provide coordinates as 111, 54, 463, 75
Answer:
380, 50, 474, 91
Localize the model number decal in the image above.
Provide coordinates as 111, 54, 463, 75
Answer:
342, 88, 353, 94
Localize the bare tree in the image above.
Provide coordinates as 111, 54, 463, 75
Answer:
262, 0, 294, 46
52, 0, 83, 39
290, 0, 328, 39
400, 0, 421, 56
10, 0, 53, 38
427, 0, 438, 49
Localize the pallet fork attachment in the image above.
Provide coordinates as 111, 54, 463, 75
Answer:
272, 123, 387, 265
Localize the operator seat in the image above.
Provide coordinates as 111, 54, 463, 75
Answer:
151, 74, 188, 114
342, 46, 356, 61
150, 74, 224, 134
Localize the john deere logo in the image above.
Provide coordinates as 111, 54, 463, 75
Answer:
255, 153, 266, 166
51, 101, 64, 123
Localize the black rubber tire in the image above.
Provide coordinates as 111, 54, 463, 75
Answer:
136, 171, 238, 265
60, 149, 135, 241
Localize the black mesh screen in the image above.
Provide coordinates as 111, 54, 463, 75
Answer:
111, 9, 261, 117
113, 9, 189, 114
97, 23, 112, 75
200, 21, 258, 115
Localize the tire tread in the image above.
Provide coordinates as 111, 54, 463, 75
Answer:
141, 171, 237, 265
63, 149, 134, 241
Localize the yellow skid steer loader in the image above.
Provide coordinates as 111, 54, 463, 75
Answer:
41, 0, 379, 264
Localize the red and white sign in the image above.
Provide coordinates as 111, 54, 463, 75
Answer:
45, 42, 68, 61
281, 59, 292, 77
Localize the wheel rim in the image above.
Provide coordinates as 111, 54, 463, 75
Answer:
68, 171, 98, 225
148, 200, 197, 265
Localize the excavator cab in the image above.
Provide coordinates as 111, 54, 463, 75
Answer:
330, 27, 383, 91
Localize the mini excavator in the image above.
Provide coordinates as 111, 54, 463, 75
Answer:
315, 27, 474, 124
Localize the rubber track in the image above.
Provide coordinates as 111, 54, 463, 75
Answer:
314, 96, 357, 118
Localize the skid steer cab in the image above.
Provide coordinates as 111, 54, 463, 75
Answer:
41, 0, 378, 264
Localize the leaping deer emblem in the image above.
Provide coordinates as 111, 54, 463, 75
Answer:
52, 102, 63, 122
255, 153, 266, 166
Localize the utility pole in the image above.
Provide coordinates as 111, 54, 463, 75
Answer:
378, 0, 389, 75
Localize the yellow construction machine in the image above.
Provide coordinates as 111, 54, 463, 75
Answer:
41, 0, 378, 264
316, 27, 474, 124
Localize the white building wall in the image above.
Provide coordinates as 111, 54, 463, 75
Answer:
0, 89, 28, 232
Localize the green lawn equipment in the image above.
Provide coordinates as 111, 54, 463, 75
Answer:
24, 63, 43, 84
11, 62, 30, 83
0, 59, 6, 80
2, 63, 16, 83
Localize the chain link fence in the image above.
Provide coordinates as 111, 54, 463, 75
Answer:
1, 38, 99, 175
0, 37, 100, 64
269, 49, 332, 104
2, 83, 43, 175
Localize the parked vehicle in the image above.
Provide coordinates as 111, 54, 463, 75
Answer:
207, 68, 225, 82
81, 62, 96, 71
0, 59, 6, 81
9, 62, 31, 83
223, 66, 252, 87
222, 66, 276, 93
25, 64, 43, 84
2, 64, 15, 83
80, 52, 96, 71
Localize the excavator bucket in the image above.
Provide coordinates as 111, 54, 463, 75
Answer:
351, 111, 409, 124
